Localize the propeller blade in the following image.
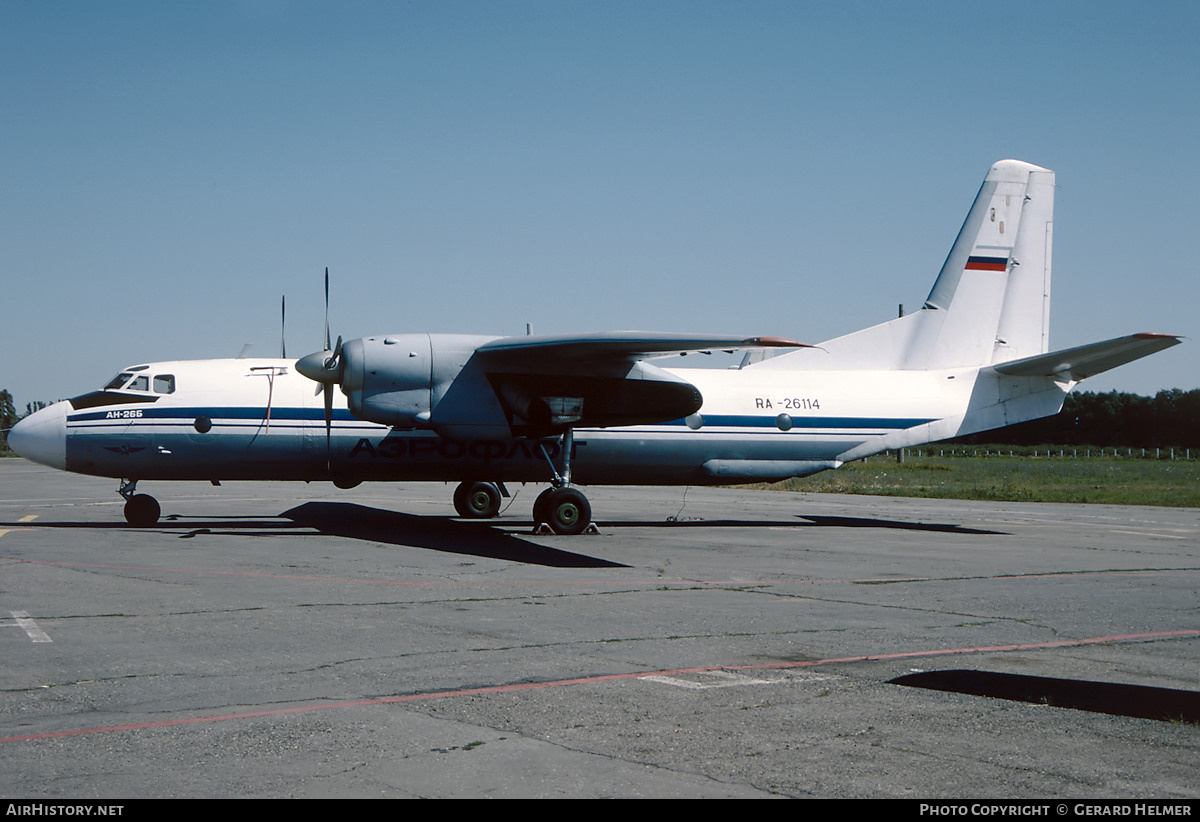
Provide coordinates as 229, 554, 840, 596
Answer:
296, 270, 343, 386
281, 295, 287, 359
326, 335, 343, 370
324, 382, 334, 474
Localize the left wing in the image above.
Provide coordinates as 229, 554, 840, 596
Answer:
476, 331, 809, 361
470, 332, 809, 436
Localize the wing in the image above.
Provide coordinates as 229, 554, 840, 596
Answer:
477, 331, 809, 361
455, 332, 810, 437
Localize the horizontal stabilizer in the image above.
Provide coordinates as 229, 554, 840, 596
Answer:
991, 333, 1181, 381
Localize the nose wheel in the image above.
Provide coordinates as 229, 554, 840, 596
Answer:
118, 480, 161, 526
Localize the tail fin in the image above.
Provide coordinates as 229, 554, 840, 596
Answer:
915, 159, 1055, 368
762, 160, 1056, 371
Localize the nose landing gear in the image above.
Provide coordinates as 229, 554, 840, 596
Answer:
118, 479, 161, 526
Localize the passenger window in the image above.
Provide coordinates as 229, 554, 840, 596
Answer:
153, 375, 175, 394
129, 375, 149, 391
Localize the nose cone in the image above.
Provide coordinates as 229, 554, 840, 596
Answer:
8, 401, 68, 470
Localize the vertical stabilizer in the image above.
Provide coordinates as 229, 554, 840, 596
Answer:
762, 160, 1055, 372
905, 159, 1054, 369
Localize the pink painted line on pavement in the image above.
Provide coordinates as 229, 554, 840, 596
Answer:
3, 629, 1196, 745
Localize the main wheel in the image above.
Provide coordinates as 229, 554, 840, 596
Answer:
532, 487, 557, 526
124, 494, 161, 526
541, 487, 591, 536
453, 481, 502, 519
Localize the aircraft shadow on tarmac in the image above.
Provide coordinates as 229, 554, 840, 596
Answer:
278, 502, 627, 568
0, 504, 628, 569
0, 507, 1001, 566
607, 515, 1005, 536
792, 515, 1005, 535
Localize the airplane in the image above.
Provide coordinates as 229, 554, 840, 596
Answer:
9, 159, 1181, 535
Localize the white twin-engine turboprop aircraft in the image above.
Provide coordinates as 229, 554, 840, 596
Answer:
10, 160, 1181, 534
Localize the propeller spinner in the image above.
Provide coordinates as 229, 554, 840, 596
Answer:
295, 335, 343, 386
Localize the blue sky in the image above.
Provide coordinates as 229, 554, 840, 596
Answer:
4, 0, 1197, 407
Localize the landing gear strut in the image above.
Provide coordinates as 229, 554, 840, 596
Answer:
532, 429, 595, 536
118, 479, 160, 526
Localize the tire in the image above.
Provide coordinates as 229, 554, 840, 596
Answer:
124, 494, 161, 527
453, 481, 502, 519
532, 487, 557, 525
543, 487, 591, 536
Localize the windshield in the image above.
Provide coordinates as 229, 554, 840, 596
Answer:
102, 370, 171, 392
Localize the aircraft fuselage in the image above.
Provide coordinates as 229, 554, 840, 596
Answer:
29, 355, 979, 487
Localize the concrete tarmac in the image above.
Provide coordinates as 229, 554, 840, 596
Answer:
0, 458, 1197, 798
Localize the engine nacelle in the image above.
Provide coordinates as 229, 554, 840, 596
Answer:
340, 333, 496, 429
331, 332, 706, 441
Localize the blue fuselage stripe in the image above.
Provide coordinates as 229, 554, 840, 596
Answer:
660, 415, 932, 430
67, 407, 933, 433
68, 406, 363, 423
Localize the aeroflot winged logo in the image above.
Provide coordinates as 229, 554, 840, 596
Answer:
102, 445, 145, 456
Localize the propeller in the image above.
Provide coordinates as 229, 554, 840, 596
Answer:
294, 267, 345, 474
280, 295, 287, 359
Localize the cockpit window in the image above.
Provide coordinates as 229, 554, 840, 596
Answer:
103, 371, 172, 392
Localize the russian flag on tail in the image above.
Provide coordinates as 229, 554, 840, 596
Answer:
965, 255, 1008, 271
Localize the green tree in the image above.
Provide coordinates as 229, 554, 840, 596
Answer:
952, 388, 1200, 448
1, 390, 17, 452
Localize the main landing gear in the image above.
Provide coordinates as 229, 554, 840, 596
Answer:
451, 430, 596, 536
118, 479, 161, 526
530, 428, 595, 535
451, 481, 593, 535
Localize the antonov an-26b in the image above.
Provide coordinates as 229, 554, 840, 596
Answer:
9, 160, 1181, 534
